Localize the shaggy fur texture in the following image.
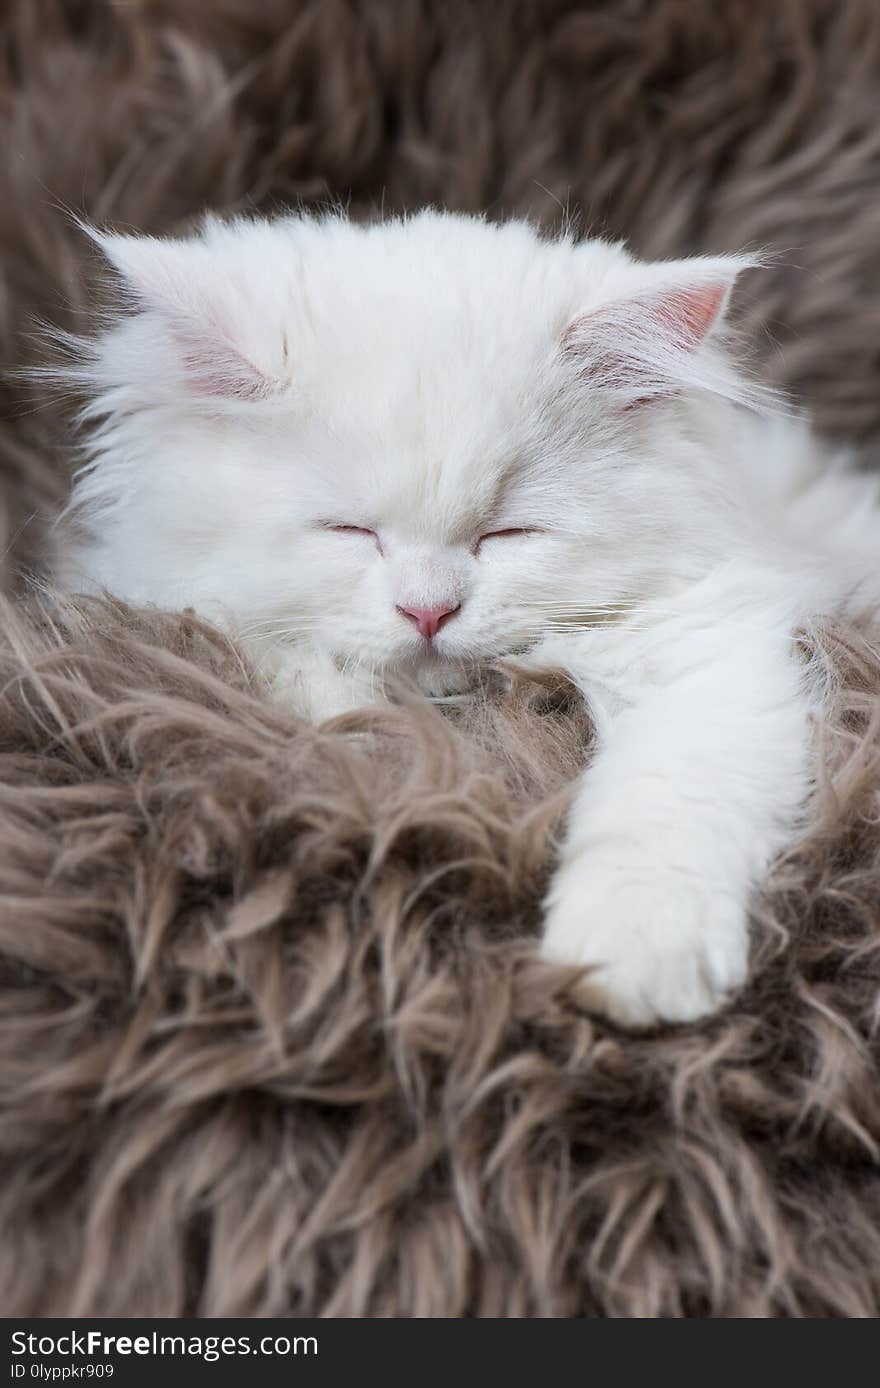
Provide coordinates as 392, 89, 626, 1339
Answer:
3, 0, 880, 1316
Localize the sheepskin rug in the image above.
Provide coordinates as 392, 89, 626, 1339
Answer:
3, 0, 880, 1317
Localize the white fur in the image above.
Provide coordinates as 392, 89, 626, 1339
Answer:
55, 211, 880, 1027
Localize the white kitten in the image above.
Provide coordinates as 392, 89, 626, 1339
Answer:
55, 211, 880, 1027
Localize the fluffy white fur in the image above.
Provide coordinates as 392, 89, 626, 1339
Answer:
55, 211, 880, 1027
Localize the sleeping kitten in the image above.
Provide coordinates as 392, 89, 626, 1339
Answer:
55, 210, 880, 1027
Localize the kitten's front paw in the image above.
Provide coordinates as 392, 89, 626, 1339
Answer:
265, 648, 386, 721
541, 861, 749, 1028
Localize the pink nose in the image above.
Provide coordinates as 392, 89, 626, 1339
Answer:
396, 603, 461, 641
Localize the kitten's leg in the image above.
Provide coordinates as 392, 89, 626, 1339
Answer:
264, 645, 386, 720
541, 591, 814, 1027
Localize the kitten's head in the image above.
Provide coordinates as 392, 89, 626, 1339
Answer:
66, 211, 760, 689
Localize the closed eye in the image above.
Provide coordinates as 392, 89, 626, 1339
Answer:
475, 527, 543, 553
320, 523, 383, 554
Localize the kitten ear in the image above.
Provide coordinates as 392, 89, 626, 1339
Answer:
87, 227, 285, 402
563, 257, 753, 405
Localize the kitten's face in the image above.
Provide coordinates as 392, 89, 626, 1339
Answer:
70, 213, 751, 686
229, 350, 608, 686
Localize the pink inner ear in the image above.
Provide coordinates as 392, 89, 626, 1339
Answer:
565, 281, 728, 352
169, 307, 272, 402
563, 278, 729, 401
649, 283, 727, 344
176, 339, 272, 401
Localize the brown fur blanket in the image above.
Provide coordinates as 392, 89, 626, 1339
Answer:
3, 0, 880, 1316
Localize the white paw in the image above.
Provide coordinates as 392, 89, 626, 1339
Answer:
264, 647, 386, 721
541, 859, 749, 1028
